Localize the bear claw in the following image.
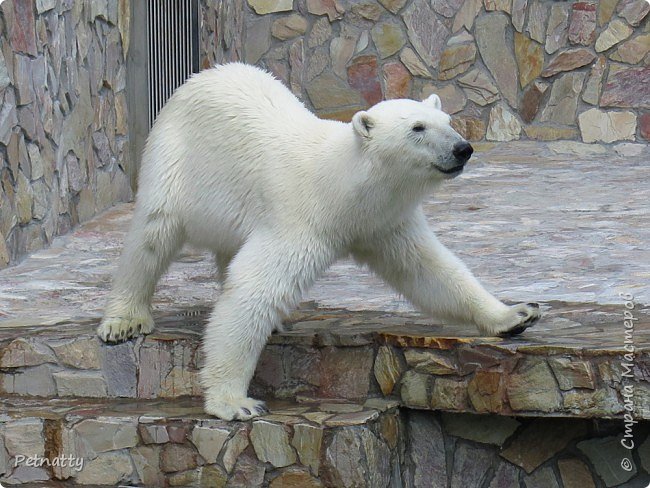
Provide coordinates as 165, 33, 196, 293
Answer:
255, 404, 270, 415
497, 322, 533, 337
204, 396, 269, 421
98, 314, 155, 343
495, 302, 542, 338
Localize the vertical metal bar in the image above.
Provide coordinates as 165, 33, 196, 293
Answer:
192, 0, 199, 73
153, 0, 158, 125
146, 0, 150, 126
181, 0, 186, 83
156, 0, 160, 122
173, 0, 177, 95
169, 0, 178, 97
190, 0, 194, 74
156, 0, 160, 123
157, 0, 162, 117
163, 0, 168, 110
172, 0, 176, 98
182, 0, 187, 82
170, 0, 174, 97
176, 0, 180, 91
184, 0, 189, 80
149, 0, 155, 127
170, 0, 173, 100
183, 0, 187, 81
185, 0, 188, 79
160, 0, 165, 112
147, 0, 152, 127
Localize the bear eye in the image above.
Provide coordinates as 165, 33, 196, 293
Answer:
412, 124, 425, 132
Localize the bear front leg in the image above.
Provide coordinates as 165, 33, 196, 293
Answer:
99, 210, 183, 343
352, 210, 540, 336
201, 231, 335, 420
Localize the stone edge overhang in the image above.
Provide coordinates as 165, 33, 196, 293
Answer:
0, 302, 648, 421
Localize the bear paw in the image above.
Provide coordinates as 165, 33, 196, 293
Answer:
97, 313, 154, 343
204, 396, 269, 421
495, 302, 541, 337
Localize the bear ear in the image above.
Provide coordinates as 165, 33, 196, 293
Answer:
423, 93, 442, 111
352, 111, 375, 138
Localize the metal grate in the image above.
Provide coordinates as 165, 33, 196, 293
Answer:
147, 0, 200, 128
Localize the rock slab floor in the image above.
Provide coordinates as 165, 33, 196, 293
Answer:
0, 141, 648, 327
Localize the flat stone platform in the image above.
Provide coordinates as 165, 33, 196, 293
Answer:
1, 141, 649, 325
1, 141, 649, 417
1, 141, 650, 486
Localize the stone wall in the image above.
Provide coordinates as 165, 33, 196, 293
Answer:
200, 0, 245, 67
0, 0, 132, 269
2, 397, 649, 486
200, 0, 649, 144
1, 304, 649, 486
404, 410, 650, 488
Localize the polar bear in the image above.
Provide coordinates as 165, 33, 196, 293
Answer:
99, 63, 540, 420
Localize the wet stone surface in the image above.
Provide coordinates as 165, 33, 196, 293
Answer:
0, 142, 649, 486
1, 142, 648, 324
0, 269, 649, 419
0, 142, 649, 423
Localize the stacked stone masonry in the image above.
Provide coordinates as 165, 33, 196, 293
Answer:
2, 396, 649, 487
1, 304, 649, 486
201, 0, 649, 145
0, 0, 133, 268
2, 303, 649, 418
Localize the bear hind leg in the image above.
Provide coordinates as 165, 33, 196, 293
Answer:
213, 249, 235, 286
201, 232, 334, 420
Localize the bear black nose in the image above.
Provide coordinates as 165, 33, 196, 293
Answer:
453, 141, 473, 163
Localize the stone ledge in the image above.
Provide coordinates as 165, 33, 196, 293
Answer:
2, 397, 648, 487
0, 396, 401, 486
1, 300, 648, 420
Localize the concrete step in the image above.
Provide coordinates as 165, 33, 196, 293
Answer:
0, 395, 402, 486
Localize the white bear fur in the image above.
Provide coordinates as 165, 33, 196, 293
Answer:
99, 63, 540, 420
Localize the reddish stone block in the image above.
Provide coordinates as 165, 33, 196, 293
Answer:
7, 0, 38, 56
160, 443, 198, 473
541, 48, 596, 78
450, 116, 486, 141
347, 55, 383, 106
167, 423, 191, 443
601, 66, 650, 109
382, 62, 412, 100
568, 2, 597, 45
317, 346, 374, 399
467, 370, 506, 413
639, 113, 650, 141
572, 2, 596, 11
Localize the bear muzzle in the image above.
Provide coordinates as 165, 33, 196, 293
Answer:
453, 141, 473, 164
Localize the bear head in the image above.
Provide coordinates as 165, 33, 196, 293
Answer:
351, 94, 473, 182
